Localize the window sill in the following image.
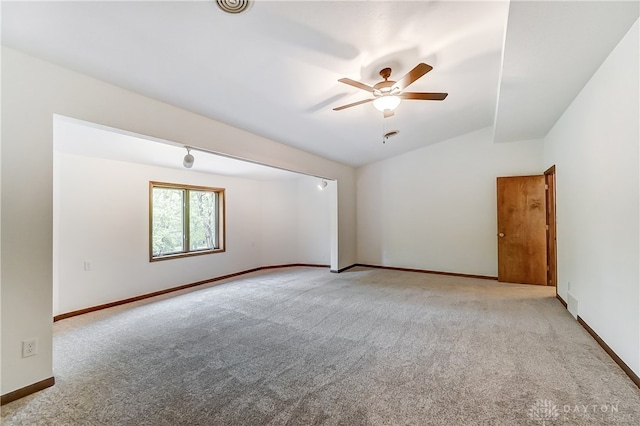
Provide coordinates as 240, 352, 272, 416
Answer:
150, 248, 226, 262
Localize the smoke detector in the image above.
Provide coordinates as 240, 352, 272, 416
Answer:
383, 130, 399, 143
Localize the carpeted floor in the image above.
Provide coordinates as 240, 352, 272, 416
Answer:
2, 266, 639, 425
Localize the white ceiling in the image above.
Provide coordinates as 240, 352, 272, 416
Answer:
54, 116, 306, 181
2, 1, 638, 168
495, 0, 639, 143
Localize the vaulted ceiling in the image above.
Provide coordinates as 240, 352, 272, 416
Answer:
2, 1, 638, 167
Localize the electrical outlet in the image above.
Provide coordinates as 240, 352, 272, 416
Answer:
22, 338, 38, 358
84, 260, 92, 271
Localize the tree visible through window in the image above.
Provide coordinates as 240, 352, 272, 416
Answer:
150, 182, 225, 260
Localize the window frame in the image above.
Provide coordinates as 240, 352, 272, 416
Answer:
149, 181, 225, 261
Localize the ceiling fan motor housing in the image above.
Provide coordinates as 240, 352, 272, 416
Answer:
374, 68, 396, 96
373, 80, 396, 94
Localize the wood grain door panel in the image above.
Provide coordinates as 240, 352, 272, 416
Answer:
497, 175, 547, 285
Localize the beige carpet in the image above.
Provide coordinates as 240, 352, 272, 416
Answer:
2, 266, 639, 425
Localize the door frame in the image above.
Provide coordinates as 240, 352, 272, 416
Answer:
544, 165, 558, 291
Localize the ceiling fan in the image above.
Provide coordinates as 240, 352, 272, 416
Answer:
333, 63, 448, 118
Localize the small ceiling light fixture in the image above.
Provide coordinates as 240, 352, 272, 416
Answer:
216, 0, 252, 14
183, 147, 195, 168
318, 179, 328, 190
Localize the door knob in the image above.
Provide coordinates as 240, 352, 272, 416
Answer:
498, 233, 505, 237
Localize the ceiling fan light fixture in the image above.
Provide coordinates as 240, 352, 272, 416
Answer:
373, 95, 401, 112
334, 63, 447, 115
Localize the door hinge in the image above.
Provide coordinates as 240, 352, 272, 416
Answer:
545, 184, 549, 190
547, 265, 550, 271
546, 224, 549, 230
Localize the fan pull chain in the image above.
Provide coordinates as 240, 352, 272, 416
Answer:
382, 117, 387, 144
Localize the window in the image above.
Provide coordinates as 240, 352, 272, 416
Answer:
150, 182, 225, 260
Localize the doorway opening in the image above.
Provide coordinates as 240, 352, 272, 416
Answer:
52, 115, 338, 318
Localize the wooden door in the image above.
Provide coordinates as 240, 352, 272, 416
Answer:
497, 175, 547, 285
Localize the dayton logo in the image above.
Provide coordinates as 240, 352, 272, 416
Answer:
528, 399, 560, 425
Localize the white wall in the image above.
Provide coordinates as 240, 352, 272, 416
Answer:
297, 179, 332, 266
1, 47, 355, 396
259, 180, 299, 266
544, 20, 639, 374
53, 152, 329, 317
357, 127, 544, 277
54, 152, 260, 316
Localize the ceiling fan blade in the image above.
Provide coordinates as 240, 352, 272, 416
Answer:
392, 63, 433, 91
333, 98, 374, 111
383, 109, 394, 119
338, 78, 375, 93
399, 92, 448, 101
